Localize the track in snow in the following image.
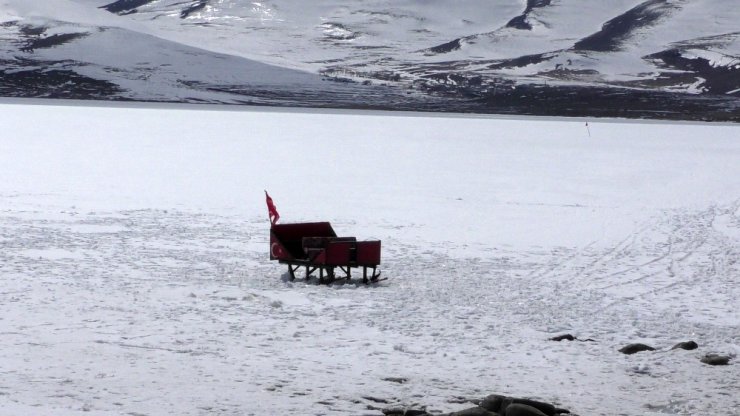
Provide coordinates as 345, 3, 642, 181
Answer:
1, 198, 737, 415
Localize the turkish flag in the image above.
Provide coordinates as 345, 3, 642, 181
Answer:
265, 191, 280, 225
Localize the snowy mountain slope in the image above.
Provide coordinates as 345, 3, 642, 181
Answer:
416, 0, 739, 92
1, 0, 739, 119
0, 7, 447, 108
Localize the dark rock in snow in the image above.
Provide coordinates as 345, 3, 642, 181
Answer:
504, 403, 548, 416
548, 334, 595, 343
700, 354, 732, 366
20, 32, 89, 52
506, 0, 553, 30
429, 38, 462, 54
671, 341, 698, 351
382, 408, 429, 416
524, 0, 553, 14
502, 397, 564, 416
480, 394, 505, 411
488, 53, 553, 70
506, 15, 533, 30
646, 48, 740, 95
618, 343, 656, 355
480, 394, 567, 415
403, 411, 430, 416
100, 0, 155, 14
19, 25, 47, 37
549, 334, 575, 342
0, 68, 124, 99
382, 377, 409, 384
447, 406, 498, 416
181, 0, 209, 19
406, 393, 568, 416
574, 0, 678, 52
364, 396, 391, 404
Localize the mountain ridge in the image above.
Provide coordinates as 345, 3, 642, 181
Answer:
1, 0, 738, 121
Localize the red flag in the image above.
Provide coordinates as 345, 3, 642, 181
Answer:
265, 191, 280, 225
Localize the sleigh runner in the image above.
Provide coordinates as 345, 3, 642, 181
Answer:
266, 192, 381, 284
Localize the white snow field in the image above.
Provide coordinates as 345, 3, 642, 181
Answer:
1, 100, 739, 416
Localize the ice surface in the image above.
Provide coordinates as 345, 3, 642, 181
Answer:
1, 101, 738, 415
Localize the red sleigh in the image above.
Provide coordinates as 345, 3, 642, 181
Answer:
266, 192, 381, 284
270, 221, 381, 284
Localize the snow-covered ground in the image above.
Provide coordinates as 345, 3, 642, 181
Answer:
1, 100, 738, 415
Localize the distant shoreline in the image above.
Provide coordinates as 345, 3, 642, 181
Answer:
1, 96, 735, 127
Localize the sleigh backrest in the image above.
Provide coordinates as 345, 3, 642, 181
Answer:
270, 222, 337, 259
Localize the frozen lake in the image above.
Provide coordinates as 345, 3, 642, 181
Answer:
1, 100, 738, 415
